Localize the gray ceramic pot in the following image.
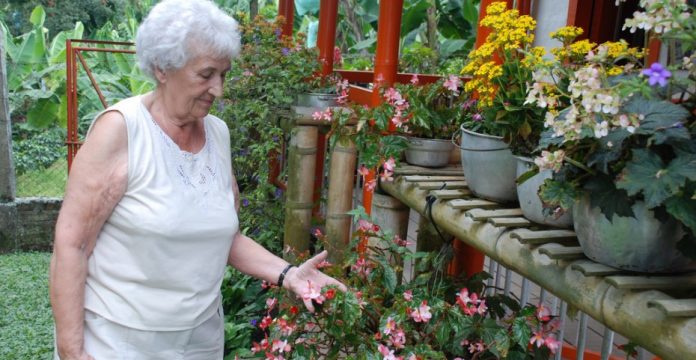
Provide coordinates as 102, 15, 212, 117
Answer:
404, 137, 453, 168
516, 156, 573, 228
573, 196, 696, 273
459, 126, 517, 202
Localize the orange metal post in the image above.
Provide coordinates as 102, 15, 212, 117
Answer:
364, 0, 404, 215
66, 40, 77, 171
312, 0, 340, 218
278, 0, 294, 36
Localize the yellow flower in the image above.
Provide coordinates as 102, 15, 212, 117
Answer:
550, 26, 584, 44
607, 66, 623, 76
569, 40, 596, 57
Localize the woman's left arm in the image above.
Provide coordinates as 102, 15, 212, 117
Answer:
227, 174, 345, 312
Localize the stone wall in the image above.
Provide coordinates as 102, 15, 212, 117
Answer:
0, 198, 61, 252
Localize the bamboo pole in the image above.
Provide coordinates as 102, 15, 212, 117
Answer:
284, 125, 319, 255
325, 137, 357, 263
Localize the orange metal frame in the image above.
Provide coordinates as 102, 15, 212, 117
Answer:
66, 39, 135, 171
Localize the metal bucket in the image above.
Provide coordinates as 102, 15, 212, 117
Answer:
295, 92, 339, 108
458, 126, 517, 202
573, 196, 696, 273
516, 156, 573, 228
404, 137, 453, 168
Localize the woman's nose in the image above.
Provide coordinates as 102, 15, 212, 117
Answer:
209, 78, 224, 97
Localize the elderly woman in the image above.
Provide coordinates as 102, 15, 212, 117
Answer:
50, 1, 344, 359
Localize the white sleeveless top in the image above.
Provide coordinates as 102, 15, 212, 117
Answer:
84, 95, 239, 331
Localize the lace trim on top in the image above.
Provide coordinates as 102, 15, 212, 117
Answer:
139, 102, 219, 198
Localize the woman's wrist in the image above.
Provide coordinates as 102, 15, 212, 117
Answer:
277, 264, 296, 289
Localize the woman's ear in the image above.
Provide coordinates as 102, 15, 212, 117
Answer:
154, 66, 167, 84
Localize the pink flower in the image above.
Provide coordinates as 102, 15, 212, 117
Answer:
410, 301, 432, 323
243, 70, 253, 76
358, 165, 370, 179
456, 288, 473, 307
357, 219, 374, 232
530, 330, 545, 348
312, 111, 323, 121
544, 334, 561, 354
394, 235, 409, 247
351, 258, 374, 277
333, 46, 343, 66
266, 297, 278, 310
389, 328, 406, 349
384, 317, 397, 335
251, 338, 269, 353
259, 315, 273, 329
536, 305, 551, 322
443, 75, 461, 94
410, 74, 419, 84
380, 169, 394, 182
276, 318, 295, 336
383, 157, 396, 172
468, 341, 485, 353
403, 290, 413, 301
313, 228, 323, 238
365, 179, 377, 192
272, 339, 291, 353
302, 280, 325, 304
477, 300, 487, 316
378, 344, 400, 360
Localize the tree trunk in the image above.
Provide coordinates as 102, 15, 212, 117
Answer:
426, 0, 439, 55
340, 0, 368, 55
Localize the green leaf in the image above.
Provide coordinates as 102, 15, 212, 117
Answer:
461, 0, 480, 25
539, 178, 579, 211
617, 149, 696, 208
27, 97, 60, 128
380, 260, 398, 294
666, 195, 696, 234
401, 0, 430, 37
587, 128, 630, 174
494, 330, 512, 358
349, 37, 377, 51
29, 6, 46, 28
585, 174, 635, 219
512, 316, 532, 348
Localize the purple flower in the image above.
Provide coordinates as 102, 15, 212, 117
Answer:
472, 113, 483, 122
275, 28, 282, 38
250, 319, 258, 326
242, 198, 250, 207
281, 48, 290, 56
641, 62, 671, 87
274, 188, 284, 199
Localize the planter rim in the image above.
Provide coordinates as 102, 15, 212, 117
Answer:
298, 91, 339, 97
515, 155, 533, 163
461, 126, 505, 141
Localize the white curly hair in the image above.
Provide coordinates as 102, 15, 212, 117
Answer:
135, 0, 241, 80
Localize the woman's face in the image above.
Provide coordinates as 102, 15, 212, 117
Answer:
157, 55, 231, 122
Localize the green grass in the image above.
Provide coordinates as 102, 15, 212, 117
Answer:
0, 252, 54, 360
16, 158, 68, 198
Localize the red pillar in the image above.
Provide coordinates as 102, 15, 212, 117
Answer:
278, 0, 294, 36
364, 0, 404, 215
474, 0, 513, 49
312, 0, 340, 218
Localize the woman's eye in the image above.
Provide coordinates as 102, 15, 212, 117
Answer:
200, 72, 213, 79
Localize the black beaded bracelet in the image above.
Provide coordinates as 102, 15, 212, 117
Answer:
277, 264, 295, 288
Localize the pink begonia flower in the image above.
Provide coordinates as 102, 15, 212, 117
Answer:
357, 219, 374, 232
407, 355, 417, 360
394, 235, 409, 247
530, 330, 545, 348
277, 318, 295, 336
477, 299, 487, 316
358, 165, 370, 179
351, 258, 373, 277
389, 328, 406, 349
365, 179, 377, 192
259, 315, 273, 329
456, 288, 473, 306
266, 297, 278, 310
383, 157, 396, 172
544, 334, 561, 354
383, 88, 406, 107
410, 300, 432, 323
312, 111, 323, 121
380, 169, 394, 182
410, 74, 419, 84
403, 290, 413, 301
536, 305, 551, 322
443, 75, 461, 94
377, 344, 401, 360
375, 73, 385, 85
384, 317, 397, 335
313, 228, 323, 238
243, 70, 253, 76
272, 339, 291, 353
468, 341, 485, 354
265, 354, 285, 360
302, 280, 325, 304
251, 338, 269, 353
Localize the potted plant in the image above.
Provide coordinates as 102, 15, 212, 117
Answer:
531, 0, 696, 272
249, 209, 561, 359
458, 1, 543, 203
390, 76, 464, 168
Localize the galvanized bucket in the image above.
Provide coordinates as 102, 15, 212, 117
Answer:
516, 156, 573, 227
404, 137, 453, 168
573, 196, 696, 273
458, 126, 517, 202
295, 92, 339, 108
